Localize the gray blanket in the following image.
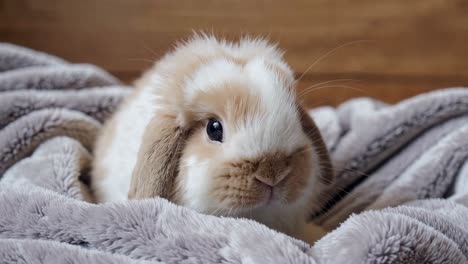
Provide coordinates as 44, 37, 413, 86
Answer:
1, 42, 467, 264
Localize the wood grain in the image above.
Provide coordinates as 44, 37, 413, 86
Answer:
1, 0, 468, 105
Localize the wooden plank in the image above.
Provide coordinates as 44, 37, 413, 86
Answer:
1, 0, 467, 76
297, 74, 468, 107
1, 0, 468, 106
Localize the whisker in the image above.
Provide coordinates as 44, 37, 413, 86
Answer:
310, 192, 337, 220
210, 207, 222, 216
127, 58, 156, 64
298, 78, 360, 94
297, 39, 374, 82
290, 146, 317, 158
142, 43, 161, 57
319, 165, 371, 178
298, 84, 367, 98
304, 129, 322, 139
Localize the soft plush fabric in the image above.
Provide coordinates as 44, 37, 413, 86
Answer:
1, 42, 467, 264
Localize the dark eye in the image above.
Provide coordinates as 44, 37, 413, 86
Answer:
207, 119, 223, 142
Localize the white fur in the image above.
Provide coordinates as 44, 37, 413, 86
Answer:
180, 155, 217, 212
93, 88, 156, 202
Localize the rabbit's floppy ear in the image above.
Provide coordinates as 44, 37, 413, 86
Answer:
297, 105, 334, 185
128, 115, 188, 200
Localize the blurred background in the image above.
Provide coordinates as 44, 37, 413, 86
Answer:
1, 0, 467, 107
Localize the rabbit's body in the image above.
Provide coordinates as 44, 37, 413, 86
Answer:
92, 35, 333, 242
93, 87, 155, 202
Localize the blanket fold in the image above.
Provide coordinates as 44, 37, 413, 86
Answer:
1, 42, 467, 264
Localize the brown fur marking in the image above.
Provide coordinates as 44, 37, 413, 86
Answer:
128, 115, 188, 200
297, 106, 334, 185
207, 149, 313, 208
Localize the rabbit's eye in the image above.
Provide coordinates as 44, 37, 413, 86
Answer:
207, 118, 223, 142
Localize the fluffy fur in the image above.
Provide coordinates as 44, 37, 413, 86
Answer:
92, 34, 333, 242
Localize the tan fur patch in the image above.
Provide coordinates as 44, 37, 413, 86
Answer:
212, 159, 267, 208
297, 106, 334, 185
128, 115, 188, 200
188, 83, 264, 126
206, 148, 313, 208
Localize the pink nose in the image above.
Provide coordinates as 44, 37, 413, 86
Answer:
254, 160, 290, 187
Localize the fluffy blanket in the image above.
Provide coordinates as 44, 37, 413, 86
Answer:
1, 42, 467, 264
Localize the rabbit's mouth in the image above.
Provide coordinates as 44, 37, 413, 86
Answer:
209, 170, 304, 213
205, 182, 311, 237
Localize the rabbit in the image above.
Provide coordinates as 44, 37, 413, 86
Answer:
92, 34, 334, 244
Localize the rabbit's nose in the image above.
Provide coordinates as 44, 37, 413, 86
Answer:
254, 160, 290, 187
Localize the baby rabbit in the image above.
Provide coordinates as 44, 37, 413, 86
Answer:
92, 34, 333, 243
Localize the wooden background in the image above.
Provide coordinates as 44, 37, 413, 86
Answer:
1, 0, 468, 107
